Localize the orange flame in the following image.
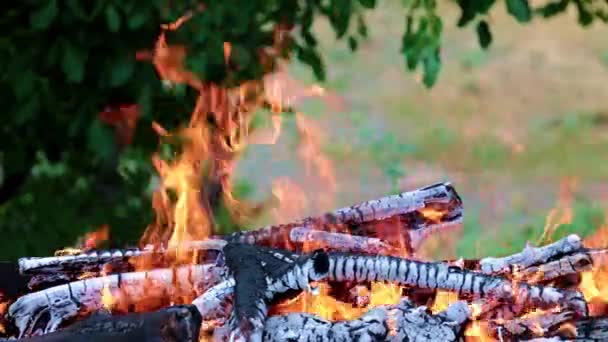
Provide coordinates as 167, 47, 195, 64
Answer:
272, 283, 401, 321
537, 177, 576, 245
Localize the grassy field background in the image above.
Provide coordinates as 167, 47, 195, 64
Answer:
236, 2, 608, 259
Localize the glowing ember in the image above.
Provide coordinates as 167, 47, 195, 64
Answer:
272, 282, 401, 321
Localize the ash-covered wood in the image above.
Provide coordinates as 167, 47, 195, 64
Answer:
192, 278, 234, 328
326, 253, 588, 316
18, 240, 225, 290
8, 264, 222, 337
488, 314, 608, 341
13, 305, 201, 342
262, 299, 469, 342
487, 310, 574, 340
479, 235, 583, 275
220, 243, 330, 341
228, 182, 463, 254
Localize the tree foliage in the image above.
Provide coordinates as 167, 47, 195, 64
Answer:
1, 0, 606, 259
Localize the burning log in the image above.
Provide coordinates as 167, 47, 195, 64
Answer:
325, 253, 588, 316
261, 299, 470, 342
487, 310, 574, 340
8, 264, 222, 337
13, 305, 201, 342
15, 182, 462, 289
219, 243, 329, 341
487, 312, 608, 341
18, 240, 226, 290
226, 181, 463, 253
479, 234, 583, 276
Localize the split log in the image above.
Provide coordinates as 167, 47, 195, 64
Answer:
13, 305, 201, 342
8, 264, 222, 337
261, 299, 470, 342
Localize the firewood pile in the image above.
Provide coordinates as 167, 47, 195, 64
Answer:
1, 182, 607, 341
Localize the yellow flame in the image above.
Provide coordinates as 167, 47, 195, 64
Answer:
273, 283, 401, 321
100, 282, 114, 311
580, 271, 601, 301
431, 291, 459, 314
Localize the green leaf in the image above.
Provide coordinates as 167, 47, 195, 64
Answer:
358, 0, 376, 9
476, 20, 492, 49
110, 57, 135, 87
422, 48, 441, 87
128, 10, 148, 29
537, 0, 569, 18
348, 36, 358, 51
62, 42, 88, 83
574, 1, 593, 26
506, 0, 532, 23
66, 0, 105, 21
478, 0, 496, 14
87, 120, 115, 162
297, 46, 326, 81
456, 0, 477, 27
30, 0, 58, 30
356, 14, 368, 37
328, 0, 353, 38
137, 84, 153, 118
105, 5, 121, 32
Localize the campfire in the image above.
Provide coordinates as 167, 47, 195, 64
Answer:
3, 8, 608, 342
2, 181, 608, 341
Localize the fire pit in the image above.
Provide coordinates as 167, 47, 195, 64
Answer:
2, 182, 608, 341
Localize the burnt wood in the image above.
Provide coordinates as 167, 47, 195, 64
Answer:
12, 305, 201, 342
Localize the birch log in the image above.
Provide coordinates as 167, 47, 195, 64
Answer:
326, 253, 588, 316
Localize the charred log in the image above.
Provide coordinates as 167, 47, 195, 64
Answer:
13, 305, 201, 342
219, 242, 329, 341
